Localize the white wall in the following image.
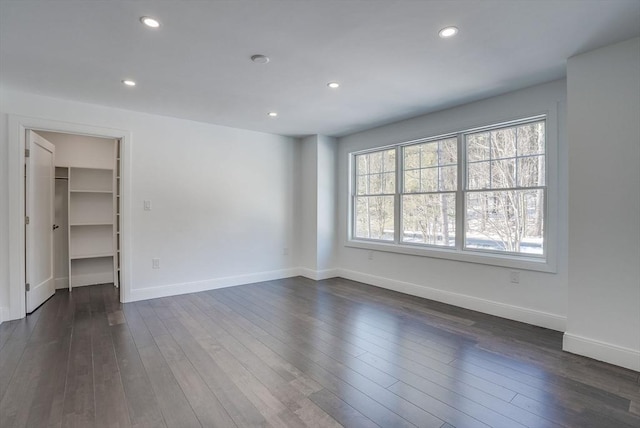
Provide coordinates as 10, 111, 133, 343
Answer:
336, 79, 569, 331
0, 87, 298, 317
0, 112, 8, 322
299, 136, 319, 271
37, 131, 115, 169
564, 37, 640, 371
297, 134, 338, 277
316, 135, 337, 272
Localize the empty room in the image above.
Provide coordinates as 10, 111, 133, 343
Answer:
0, 1, 639, 427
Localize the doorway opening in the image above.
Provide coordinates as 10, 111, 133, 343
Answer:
25, 130, 122, 313
8, 115, 130, 321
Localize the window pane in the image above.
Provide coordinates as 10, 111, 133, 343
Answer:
518, 155, 545, 187
491, 128, 517, 159
368, 151, 383, 174
420, 143, 438, 167
383, 149, 396, 172
368, 173, 382, 194
355, 196, 395, 241
404, 169, 420, 193
439, 138, 458, 165
440, 165, 457, 191
468, 161, 490, 190
465, 190, 544, 254
357, 154, 367, 175
357, 176, 367, 195
402, 194, 456, 246
467, 132, 490, 162
356, 149, 396, 196
491, 159, 516, 189
517, 122, 545, 155
382, 172, 396, 194
404, 146, 420, 169
420, 167, 438, 192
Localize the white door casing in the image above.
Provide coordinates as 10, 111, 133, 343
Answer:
25, 130, 56, 313
8, 115, 131, 321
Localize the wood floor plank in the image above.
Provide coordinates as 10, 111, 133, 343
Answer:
250, 283, 521, 404
172, 294, 336, 428
158, 314, 269, 427
60, 287, 96, 428
92, 286, 132, 428
110, 322, 167, 428
136, 301, 237, 427
213, 290, 442, 428
126, 304, 201, 428
0, 292, 51, 404
0, 320, 19, 352
3, 277, 639, 428
219, 287, 401, 388
187, 293, 349, 428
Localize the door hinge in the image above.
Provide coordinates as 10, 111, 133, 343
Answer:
26, 283, 30, 291
25, 148, 30, 158
25, 216, 30, 225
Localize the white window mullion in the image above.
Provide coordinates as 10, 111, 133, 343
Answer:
395, 146, 402, 244
456, 133, 465, 250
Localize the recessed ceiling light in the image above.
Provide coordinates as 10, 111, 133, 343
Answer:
438, 26, 458, 38
251, 54, 270, 64
140, 16, 160, 28
122, 79, 136, 87
327, 82, 340, 89
267, 112, 278, 117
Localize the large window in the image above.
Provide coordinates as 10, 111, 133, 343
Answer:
350, 117, 548, 264
354, 149, 395, 241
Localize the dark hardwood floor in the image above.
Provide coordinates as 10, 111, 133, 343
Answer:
0, 277, 638, 427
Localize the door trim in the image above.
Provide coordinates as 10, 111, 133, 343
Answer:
25, 131, 56, 313
8, 115, 132, 320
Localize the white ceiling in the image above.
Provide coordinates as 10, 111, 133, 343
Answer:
1, 1, 639, 137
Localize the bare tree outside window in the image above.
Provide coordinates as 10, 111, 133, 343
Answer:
354, 149, 395, 240
465, 121, 545, 254
402, 138, 457, 246
351, 117, 546, 258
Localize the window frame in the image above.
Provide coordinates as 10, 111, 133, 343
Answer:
347, 113, 558, 273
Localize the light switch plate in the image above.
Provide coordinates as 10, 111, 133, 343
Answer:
144, 200, 152, 211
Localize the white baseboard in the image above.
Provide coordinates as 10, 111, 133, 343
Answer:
563, 333, 640, 372
71, 272, 113, 288
129, 268, 300, 302
336, 268, 566, 331
55, 277, 69, 289
297, 267, 339, 281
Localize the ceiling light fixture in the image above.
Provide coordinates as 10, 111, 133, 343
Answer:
140, 16, 160, 28
438, 26, 458, 38
327, 82, 340, 89
251, 54, 270, 64
122, 79, 136, 87
267, 112, 278, 117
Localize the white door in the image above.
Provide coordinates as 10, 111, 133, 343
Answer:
25, 130, 56, 313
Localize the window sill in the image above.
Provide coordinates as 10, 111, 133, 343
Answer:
345, 239, 556, 273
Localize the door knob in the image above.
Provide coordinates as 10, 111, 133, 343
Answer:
52, 224, 59, 230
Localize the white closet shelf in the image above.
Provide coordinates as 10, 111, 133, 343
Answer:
70, 253, 114, 260
70, 189, 113, 193
69, 166, 114, 171
70, 222, 113, 227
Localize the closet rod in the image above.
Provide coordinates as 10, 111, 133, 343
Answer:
55, 177, 68, 180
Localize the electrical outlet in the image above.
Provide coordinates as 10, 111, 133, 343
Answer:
510, 271, 520, 284
152, 258, 160, 269
283, 247, 289, 256
144, 200, 152, 211
368, 251, 374, 260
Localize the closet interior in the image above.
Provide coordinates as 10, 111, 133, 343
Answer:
40, 131, 121, 291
